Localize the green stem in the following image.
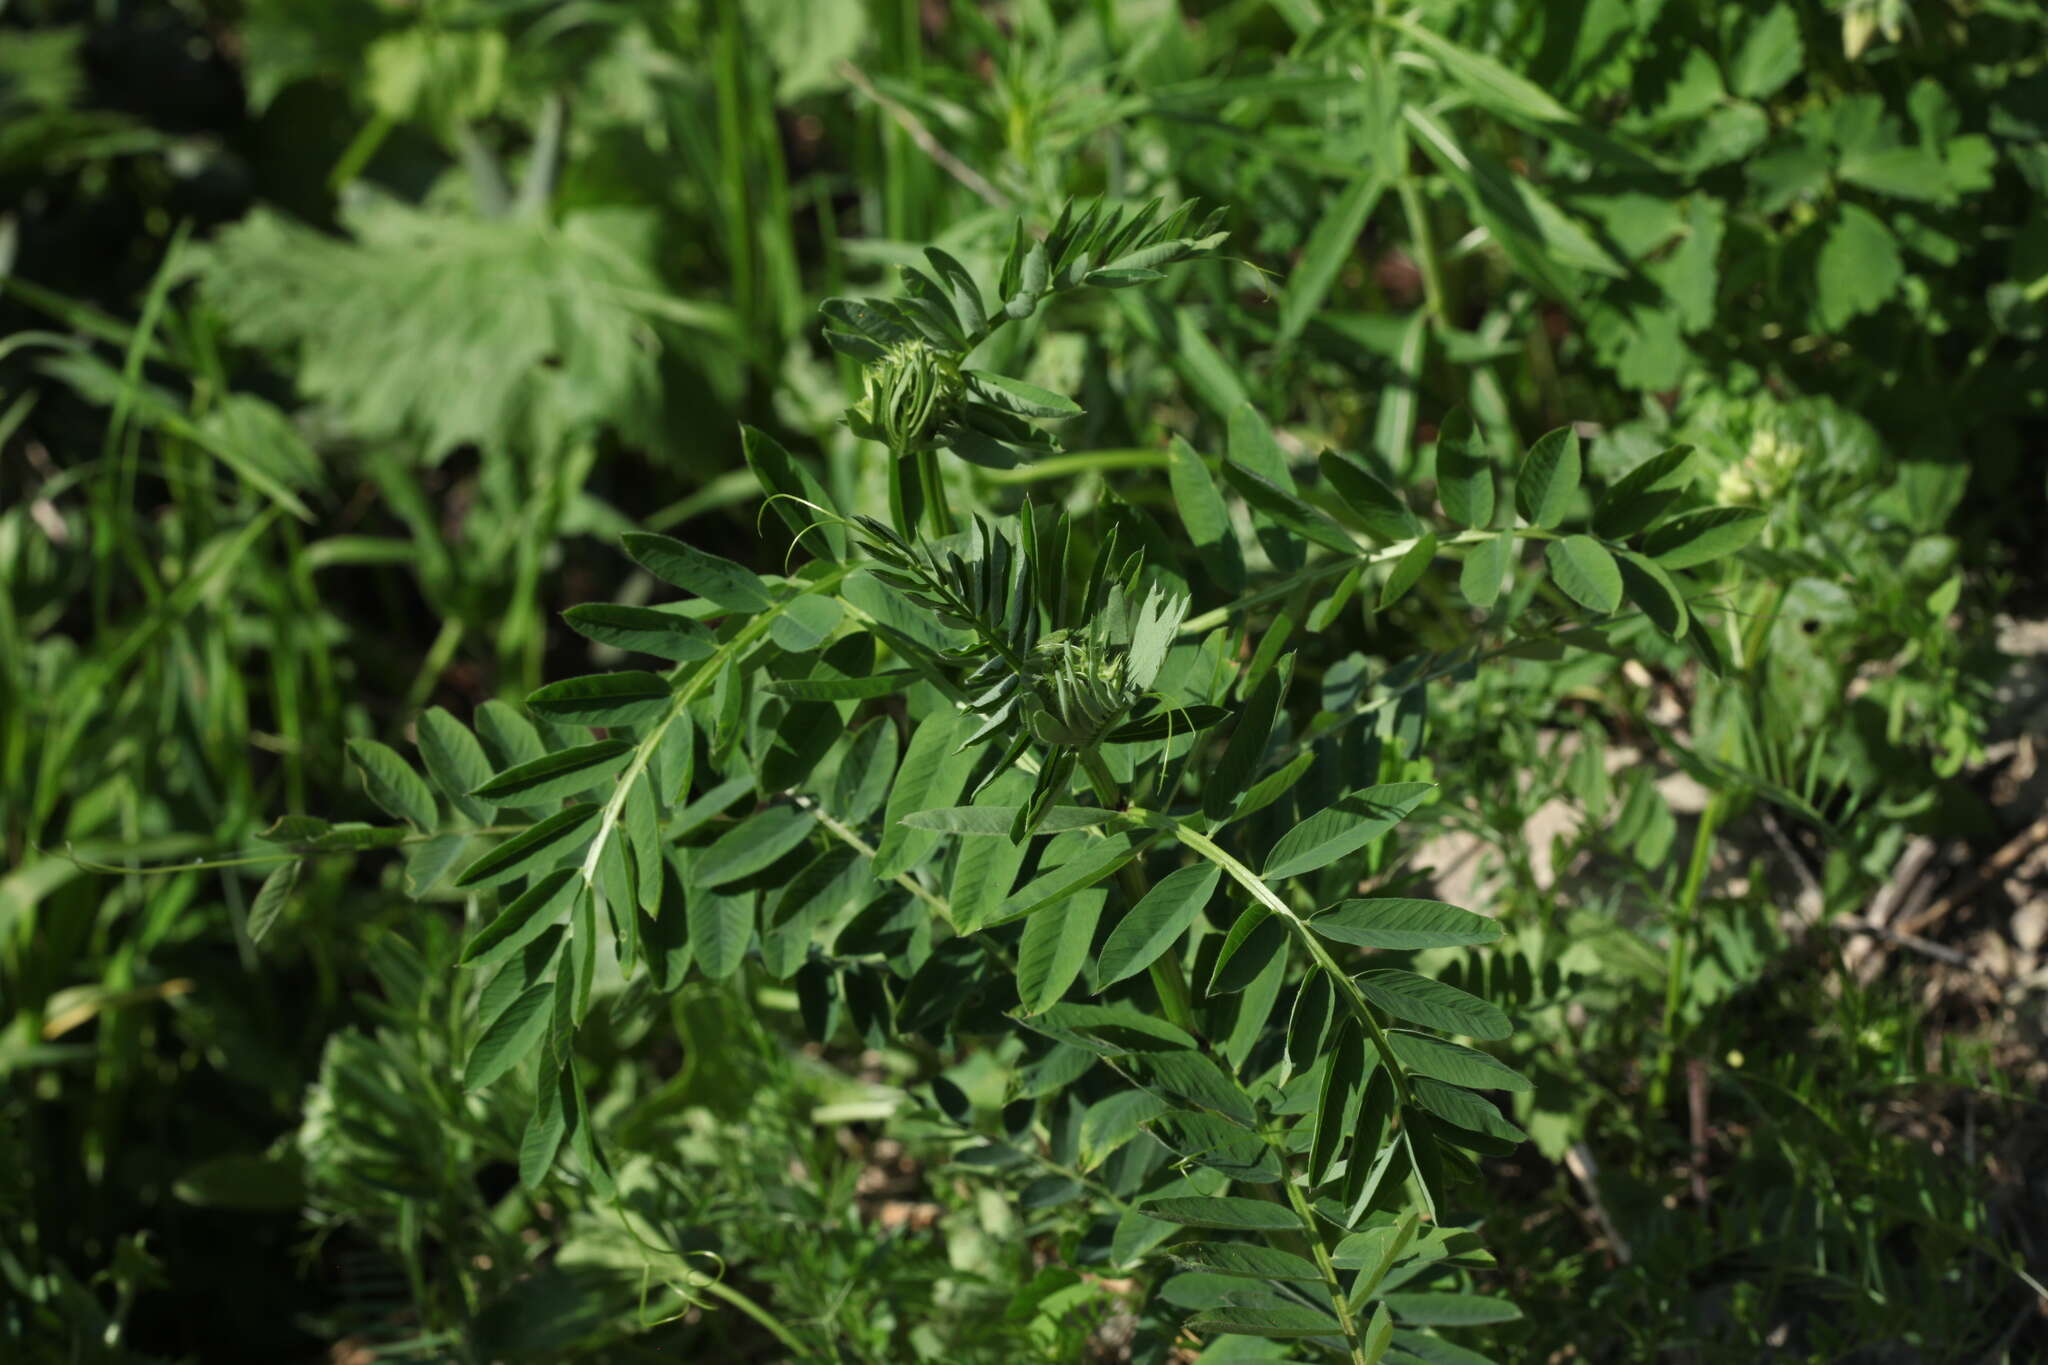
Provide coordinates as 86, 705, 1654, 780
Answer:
1279, 1153, 1371, 1364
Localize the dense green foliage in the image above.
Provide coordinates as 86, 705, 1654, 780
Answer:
3, 2, 2042, 1362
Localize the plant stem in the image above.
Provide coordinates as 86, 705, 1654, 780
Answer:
1279, 1153, 1371, 1365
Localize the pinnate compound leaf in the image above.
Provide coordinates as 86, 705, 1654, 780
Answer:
346, 739, 438, 830
1642, 507, 1766, 570
1516, 426, 1580, 527
1312, 899, 1501, 949
1545, 535, 1623, 614
525, 672, 671, 727
622, 532, 772, 611
562, 603, 714, 661
1433, 408, 1494, 528
1263, 782, 1434, 881
474, 740, 634, 804
455, 804, 602, 888
1098, 864, 1220, 986
1356, 969, 1510, 1040
417, 707, 496, 824
1142, 1195, 1302, 1231
464, 981, 555, 1091
460, 868, 580, 969
1387, 1030, 1532, 1092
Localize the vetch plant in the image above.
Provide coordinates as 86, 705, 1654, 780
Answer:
270, 200, 1777, 1360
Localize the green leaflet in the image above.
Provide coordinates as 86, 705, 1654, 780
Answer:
1204, 656, 1290, 822
1183, 1306, 1340, 1339
473, 739, 633, 805
416, 707, 496, 824
1170, 1242, 1322, 1282
831, 721, 898, 825
1356, 969, 1511, 1040
1515, 426, 1581, 528
1616, 549, 1690, 638
873, 711, 977, 880
1593, 444, 1695, 540
1311, 898, 1502, 949
1167, 435, 1231, 548
685, 877, 754, 982
247, 861, 299, 944
1382, 1291, 1523, 1326
1432, 407, 1495, 529
1097, 863, 1220, 986
1642, 506, 1767, 569
1263, 782, 1434, 880
1546, 535, 1623, 615
761, 670, 916, 701
346, 738, 437, 830
1380, 531, 1437, 609
1459, 532, 1512, 608
994, 833, 1148, 926
525, 671, 671, 727
562, 602, 715, 661
622, 531, 772, 612
1208, 904, 1288, 995
1388, 1030, 1532, 1093
1141, 1195, 1301, 1231
463, 980, 555, 1091
1015, 888, 1105, 1014
455, 804, 602, 889
1322, 450, 1422, 543
460, 868, 580, 969
696, 806, 817, 887
900, 805, 1117, 835
1412, 1076, 1528, 1144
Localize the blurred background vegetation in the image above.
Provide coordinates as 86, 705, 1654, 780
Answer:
3, 0, 2043, 1360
